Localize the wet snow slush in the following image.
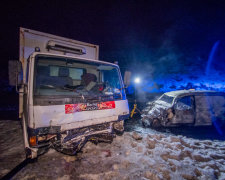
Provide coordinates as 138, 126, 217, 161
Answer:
0, 105, 225, 179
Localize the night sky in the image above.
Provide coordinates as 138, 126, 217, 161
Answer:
1, 0, 225, 92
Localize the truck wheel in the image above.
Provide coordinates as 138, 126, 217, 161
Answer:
25, 147, 32, 159
113, 120, 124, 136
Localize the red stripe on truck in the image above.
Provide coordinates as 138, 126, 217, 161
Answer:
65, 101, 115, 114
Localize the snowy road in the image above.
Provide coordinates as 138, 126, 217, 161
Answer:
0, 120, 25, 179
0, 119, 225, 180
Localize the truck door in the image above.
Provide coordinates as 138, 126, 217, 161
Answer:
174, 96, 195, 124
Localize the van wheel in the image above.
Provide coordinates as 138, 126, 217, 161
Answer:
151, 119, 161, 128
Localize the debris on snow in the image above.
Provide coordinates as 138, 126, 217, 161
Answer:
144, 170, 160, 180
131, 132, 143, 140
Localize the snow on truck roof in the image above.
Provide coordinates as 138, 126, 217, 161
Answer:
164, 90, 224, 97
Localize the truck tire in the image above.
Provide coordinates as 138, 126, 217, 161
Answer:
113, 120, 124, 135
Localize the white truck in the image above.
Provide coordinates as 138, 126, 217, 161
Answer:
9, 28, 130, 159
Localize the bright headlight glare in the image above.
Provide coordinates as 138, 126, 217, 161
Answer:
134, 77, 141, 84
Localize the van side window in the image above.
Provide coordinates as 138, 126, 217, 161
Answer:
175, 96, 192, 110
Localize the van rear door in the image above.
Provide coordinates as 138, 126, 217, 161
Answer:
195, 95, 225, 126
195, 95, 212, 126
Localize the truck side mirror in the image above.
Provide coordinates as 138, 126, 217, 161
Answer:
124, 71, 131, 87
8, 60, 23, 86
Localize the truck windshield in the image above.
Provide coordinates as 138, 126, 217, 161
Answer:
158, 94, 174, 104
33, 55, 124, 99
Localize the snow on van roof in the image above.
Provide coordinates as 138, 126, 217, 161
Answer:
164, 90, 220, 97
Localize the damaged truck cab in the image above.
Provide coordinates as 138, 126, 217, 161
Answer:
9, 28, 129, 158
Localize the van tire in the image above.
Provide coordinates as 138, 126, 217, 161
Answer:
151, 119, 161, 128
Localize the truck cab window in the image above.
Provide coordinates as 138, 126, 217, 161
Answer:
34, 55, 124, 99
102, 69, 121, 92
69, 68, 84, 80
50, 66, 84, 80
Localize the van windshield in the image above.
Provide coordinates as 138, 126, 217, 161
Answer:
33, 55, 124, 99
158, 94, 174, 104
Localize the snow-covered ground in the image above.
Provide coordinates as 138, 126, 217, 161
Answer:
0, 120, 25, 178
0, 120, 224, 180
